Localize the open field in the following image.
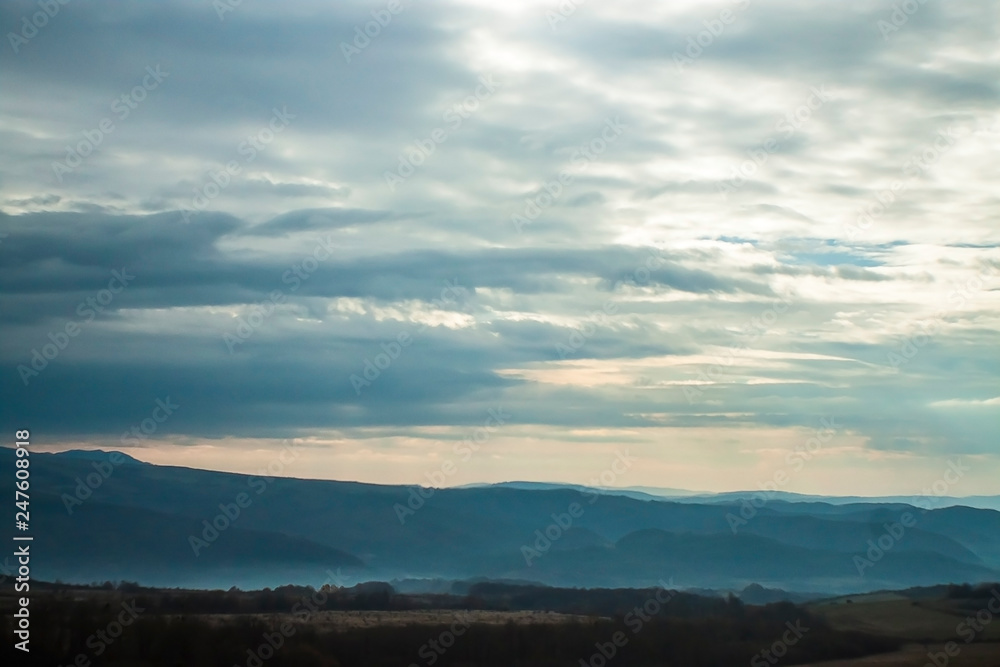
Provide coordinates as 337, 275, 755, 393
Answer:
196, 608, 593, 630
802, 642, 1000, 666
806, 592, 1000, 665
811, 593, 1000, 643
5, 581, 1000, 665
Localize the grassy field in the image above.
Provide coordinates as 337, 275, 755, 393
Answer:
811, 593, 1000, 642
806, 592, 1000, 665
197, 608, 593, 630
6, 582, 999, 665
801, 642, 1000, 666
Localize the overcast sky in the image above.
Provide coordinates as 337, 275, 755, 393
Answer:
1, 0, 998, 495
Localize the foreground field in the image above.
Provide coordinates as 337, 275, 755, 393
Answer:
806, 591, 1000, 665
802, 642, 1000, 666
200, 608, 591, 629
813, 596, 1000, 642
4, 581, 999, 666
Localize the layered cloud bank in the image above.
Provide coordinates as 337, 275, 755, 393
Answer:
1, 0, 997, 494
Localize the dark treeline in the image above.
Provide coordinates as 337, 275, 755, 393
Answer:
0, 582, 903, 667
467, 581, 744, 616
1, 580, 771, 617
5, 580, 401, 616
945, 582, 1000, 599
1, 597, 898, 667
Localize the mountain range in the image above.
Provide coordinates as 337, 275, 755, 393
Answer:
6, 448, 999, 595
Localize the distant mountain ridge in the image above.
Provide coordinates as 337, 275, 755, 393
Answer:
5, 448, 998, 594
462, 479, 1000, 512
51, 448, 145, 465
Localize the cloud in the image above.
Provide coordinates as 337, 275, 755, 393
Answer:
1, 0, 998, 492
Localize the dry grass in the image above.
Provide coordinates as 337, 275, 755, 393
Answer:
799, 642, 1000, 666
810, 596, 1000, 643
190, 608, 594, 631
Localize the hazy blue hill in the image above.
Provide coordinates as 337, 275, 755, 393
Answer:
675, 490, 1000, 512
510, 528, 999, 593
740, 513, 985, 564
899, 506, 1000, 568
791, 503, 1000, 567
27, 493, 363, 588
4, 448, 998, 593
52, 448, 145, 464
756, 500, 921, 515
462, 481, 676, 502
546, 526, 613, 551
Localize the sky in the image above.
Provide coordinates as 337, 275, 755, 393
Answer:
1, 0, 998, 496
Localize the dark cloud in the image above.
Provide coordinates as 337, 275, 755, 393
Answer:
0, 0, 996, 486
